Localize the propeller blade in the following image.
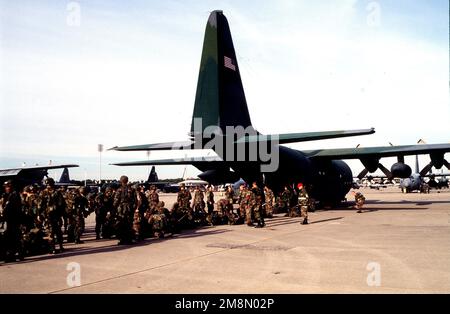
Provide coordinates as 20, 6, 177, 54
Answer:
444, 159, 450, 170
420, 162, 433, 177
357, 168, 369, 180
378, 163, 393, 180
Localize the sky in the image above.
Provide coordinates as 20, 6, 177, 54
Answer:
0, 0, 449, 181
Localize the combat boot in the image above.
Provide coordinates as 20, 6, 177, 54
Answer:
254, 220, 264, 228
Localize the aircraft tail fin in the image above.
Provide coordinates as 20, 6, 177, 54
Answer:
190, 10, 252, 136
147, 166, 159, 183
59, 167, 71, 184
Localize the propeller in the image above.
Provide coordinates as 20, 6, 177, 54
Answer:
444, 159, 450, 170
357, 168, 369, 180
420, 162, 433, 177
378, 163, 393, 180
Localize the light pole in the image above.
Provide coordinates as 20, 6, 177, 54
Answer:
98, 144, 104, 184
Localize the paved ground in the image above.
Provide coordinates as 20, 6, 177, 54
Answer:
1, 188, 449, 293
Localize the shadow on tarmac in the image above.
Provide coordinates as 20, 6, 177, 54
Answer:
4, 226, 231, 265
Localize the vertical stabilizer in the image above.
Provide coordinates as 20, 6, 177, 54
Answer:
191, 10, 252, 136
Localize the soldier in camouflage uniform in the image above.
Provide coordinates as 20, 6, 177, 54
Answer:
225, 185, 234, 206
1, 180, 25, 262
99, 187, 116, 239
147, 185, 159, 212
133, 184, 147, 241
113, 176, 135, 245
205, 185, 215, 225
192, 186, 207, 225
148, 201, 168, 238
297, 183, 309, 225
63, 188, 76, 243
242, 185, 254, 226
212, 198, 228, 225
251, 182, 265, 228
21, 185, 47, 255
352, 191, 366, 213
94, 187, 113, 239
237, 184, 247, 222
72, 187, 89, 244
21, 186, 39, 231
281, 186, 292, 216
176, 183, 193, 227
40, 178, 65, 254
264, 186, 274, 218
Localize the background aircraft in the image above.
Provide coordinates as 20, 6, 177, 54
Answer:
110, 10, 450, 205
357, 154, 450, 193
399, 156, 450, 193
0, 164, 79, 190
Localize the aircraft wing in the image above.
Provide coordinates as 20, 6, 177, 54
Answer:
303, 144, 450, 160
112, 156, 223, 166
0, 164, 79, 177
109, 129, 375, 152
109, 141, 193, 152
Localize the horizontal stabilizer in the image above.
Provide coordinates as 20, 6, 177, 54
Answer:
109, 141, 193, 152
111, 156, 223, 167
235, 128, 375, 144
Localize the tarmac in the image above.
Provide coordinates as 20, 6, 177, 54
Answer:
1, 187, 449, 294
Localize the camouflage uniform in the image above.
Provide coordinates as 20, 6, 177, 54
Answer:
281, 187, 292, 215
147, 186, 159, 212
94, 188, 113, 239
212, 199, 228, 225
40, 179, 65, 253
133, 187, 147, 241
113, 177, 135, 245
63, 189, 76, 242
237, 186, 247, 220
148, 201, 168, 238
205, 187, 215, 225
21, 187, 47, 255
177, 187, 192, 211
193, 188, 207, 225
354, 192, 365, 213
72, 189, 89, 244
243, 188, 253, 226
264, 187, 274, 218
251, 184, 265, 228
1, 182, 24, 261
176, 185, 193, 227
297, 187, 309, 225
225, 187, 234, 206
420, 183, 430, 194
22, 187, 40, 231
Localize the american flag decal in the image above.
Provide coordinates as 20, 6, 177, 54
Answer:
224, 56, 236, 71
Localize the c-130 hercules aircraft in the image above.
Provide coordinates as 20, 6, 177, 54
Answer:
111, 10, 450, 205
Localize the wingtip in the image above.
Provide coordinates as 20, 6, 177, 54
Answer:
107, 146, 119, 151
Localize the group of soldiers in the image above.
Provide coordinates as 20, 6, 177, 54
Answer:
0, 174, 337, 263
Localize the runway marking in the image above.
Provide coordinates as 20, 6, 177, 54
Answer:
206, 243, 293, 251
